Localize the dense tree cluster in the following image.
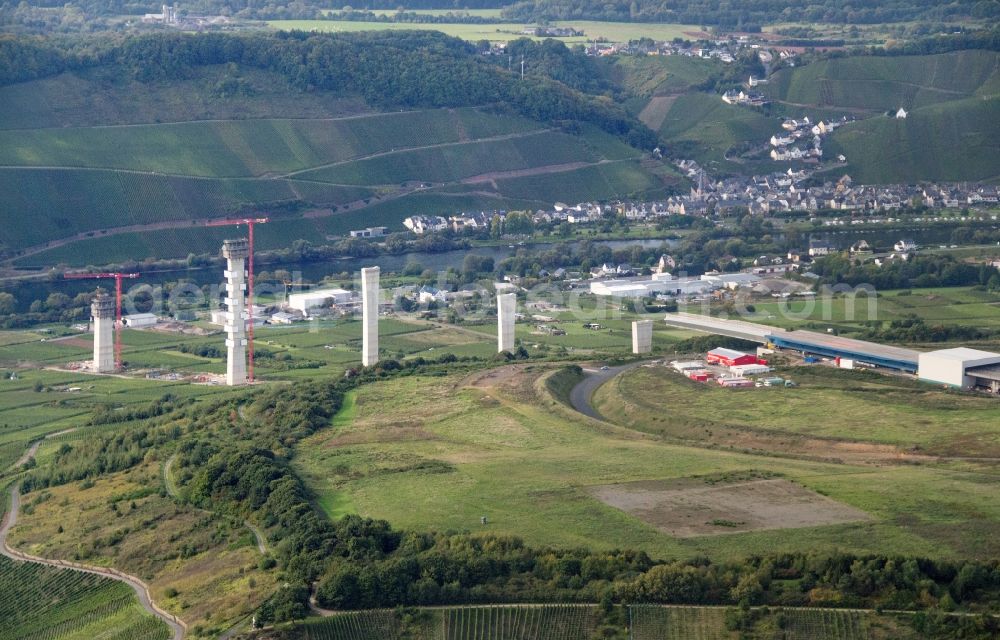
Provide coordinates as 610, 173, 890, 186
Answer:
861, 313, 997, 343
810, 254, 999, 290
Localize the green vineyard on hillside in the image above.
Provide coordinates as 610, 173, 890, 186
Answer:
0, 555, 171, 640
443, 605, 599, 640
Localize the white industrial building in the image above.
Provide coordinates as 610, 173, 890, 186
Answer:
287, 288, 353, 314
918, 348, 1000, 392
672, 360, 705, 372
589, 275, 714, 298
730, 363, 771, 377
121, 313, 158, 328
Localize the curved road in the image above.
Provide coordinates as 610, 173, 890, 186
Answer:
568, 362, 647, 420
1, 485, 185, 640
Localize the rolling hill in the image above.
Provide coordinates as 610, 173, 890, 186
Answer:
762, 50, 1000, 112
0, 70, 675, 267
825, 95, 1000, 183
648, 49, 1000, 182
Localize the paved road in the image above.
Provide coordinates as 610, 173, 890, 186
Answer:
1, 485, 185, 640
568, 362, 646, 421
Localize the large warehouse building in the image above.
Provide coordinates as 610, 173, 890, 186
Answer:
766, 330, 920, 373
918, 348, 1000, 392
664, 312, 1000, 394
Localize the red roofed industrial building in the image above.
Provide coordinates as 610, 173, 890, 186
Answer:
706, 347, 759, 367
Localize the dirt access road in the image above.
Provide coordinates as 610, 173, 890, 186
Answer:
1, 485, 186, 640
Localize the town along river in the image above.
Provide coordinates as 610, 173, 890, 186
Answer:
2, 238, 678, 312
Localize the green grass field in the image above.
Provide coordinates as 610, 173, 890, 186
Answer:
0, 555, 171, 640
267, 20, 701, 44
593, 365, 1000, 455
292, 367, 1000, 564
708, 286, 1000, 337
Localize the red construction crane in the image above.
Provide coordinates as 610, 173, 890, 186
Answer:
204, 217, 269, 382
64, 272, 140, 371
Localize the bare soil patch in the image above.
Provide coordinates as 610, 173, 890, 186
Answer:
637, 95, 677, 131
588, 478, 871, 537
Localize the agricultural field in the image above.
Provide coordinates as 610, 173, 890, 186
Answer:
762, 50, 1000, 113
0, 315, 503, 390
0, 361, 241, 453
0, 555, 171, 640
493, 159, 671, 202
0, 66, 373, 130
292, 365, 1000, 563
610, 55, 722, 99
825, 96, 1000, 183
628, 605, 914, 640
266, 20, 701, 44
8, 461, 280, 638
759, 50, 1000, 182
657, 93, 780, 170
442, 605, 600, 639
295, 129, 609, 186
629, 605, 732, 640
0, 83, 667, 264
275, 605, 602, 640
0, 110, 489, 177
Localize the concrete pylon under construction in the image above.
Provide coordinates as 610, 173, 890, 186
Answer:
222, 238, 249, 386
632, 319, 653, 354
91, 290, 115, 373
497, 293, 516, 352
361, 266, 380, 367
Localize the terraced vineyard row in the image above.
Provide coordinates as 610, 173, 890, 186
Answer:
629, 605, 875, 640
0, 111, 474, 177
292, 610, 405, 640
781, 608, 869, 640
629, 605, 732, 640
0, 555, 171, 640
443, 605, 599, 640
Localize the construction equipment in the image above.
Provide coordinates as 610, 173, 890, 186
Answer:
63, 272, 140, 371
204, 217, 269, 382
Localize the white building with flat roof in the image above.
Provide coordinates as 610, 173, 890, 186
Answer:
288, 288, 353, 313
918, 348, 1000, 389
122, 313, 158, 328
